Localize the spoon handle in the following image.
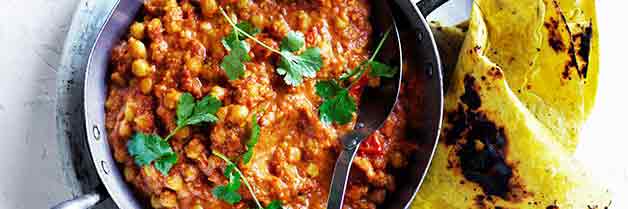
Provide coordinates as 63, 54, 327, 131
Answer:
326, 132, 364, 209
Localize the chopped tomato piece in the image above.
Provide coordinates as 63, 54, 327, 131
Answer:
359, 133, 384, 156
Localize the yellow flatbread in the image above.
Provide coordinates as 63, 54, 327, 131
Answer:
410, 1, 610, 208
558, 0, 599, 118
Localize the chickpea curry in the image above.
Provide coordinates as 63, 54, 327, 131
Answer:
104, 0, 420, 208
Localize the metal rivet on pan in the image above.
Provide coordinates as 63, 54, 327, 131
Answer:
101, 161, 110, 175
425, 62, 433, 78
93, 125, 101, 140
416, 32, 423, 41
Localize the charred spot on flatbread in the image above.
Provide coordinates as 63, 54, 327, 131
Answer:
444, 103, 529, 201
572, 23, 594, 78
545, 17, 566, 52
443, 75, 531, 201
546, 205, 559, 209
461, 75, 482, 110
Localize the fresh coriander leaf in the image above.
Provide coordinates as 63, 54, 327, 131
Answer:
127, 133, 178, 175
225, 22, 260, 43
221, 38, 252, 80
319, 89, 356, 125
280, 31, 305, 52
339, 62, 367, 81
315, 80, 343, 99
154, 152, 177, 175
212, 185, 242, 204
265, 200, 283, 209
179, 95, 222, 126
369, 61, 397, 78
213, 163, 243, 204
176, 93, 195, 126
224, 164, 242, 191
241, 114, 260, 164
277, 48, 322, 86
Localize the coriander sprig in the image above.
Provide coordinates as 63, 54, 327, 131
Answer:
219, 7, 322, 86
127, 93, 222, 175
241, 114, 261, 164
316, 28, 396, 125
212, 151, 284, 209
166, 93, 221, 140
339, 27, 395, 83
212, 151, 265, 208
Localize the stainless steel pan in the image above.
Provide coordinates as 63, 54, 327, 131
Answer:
52, 0, 446, 208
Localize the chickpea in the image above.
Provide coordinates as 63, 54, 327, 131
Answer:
185, 57, 202, 76
228, 105, 249, 123
118, 120, 132, 138
166, 19, 183, 34
129, 22, 145, 40
134, 114, 152, 131
142, 165, 158, 178
164, 0, 178, 9
192, 205, 204, 209
182, 164, 199, 181
200, 0, 218, 17
150, 195, 163, 208
288, 147, 302, 162
237, 0, 250, 9
132, 59, 151, 77
271, 18, 290, 37
139, 77, 153, 94
166, 174, 184, 191
123, 166, 136, 181
335, 17, 348, 30
185, 139, 204, 160
174, 126, 190, 140
124, 102, 136, 121
129, 38, 147, 59
250, 15, 265, 30
146, 18, 163, 40
209, 86, 226, 101
150, 39, 168, 63
216, 106, 228, 121
110, 72, 126, 86
164, 90, 181, 109
297, 11, 311, 31
199, 21, 212, 34
159, 191, 178, 208
306, 163, 319, 177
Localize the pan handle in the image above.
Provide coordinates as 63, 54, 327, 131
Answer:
50, 185, 107, 209
417, 0, 449, 15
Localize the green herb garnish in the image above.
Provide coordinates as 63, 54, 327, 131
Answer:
220, 17, 259, 80
340, 28, 396, 82
219, 8, 322, 86
127, 93, 221, 175
212, 151, 263, 207
316, 28, 396, 125
280, 31, 305, 52
167, 93, 221, 140
265, 200, 283, 209
213, 151, 283, 208
277, 47, 322, 86
127, 133, 178, 175
315, 80, 356, 125
212, 164, 243, 204
241, 114, 261, 164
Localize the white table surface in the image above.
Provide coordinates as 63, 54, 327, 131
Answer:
0, 1, 625, 209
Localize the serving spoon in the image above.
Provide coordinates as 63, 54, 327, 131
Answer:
325, 0, 448, 208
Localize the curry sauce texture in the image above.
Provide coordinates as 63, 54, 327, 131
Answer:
104, 0, 419, 208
